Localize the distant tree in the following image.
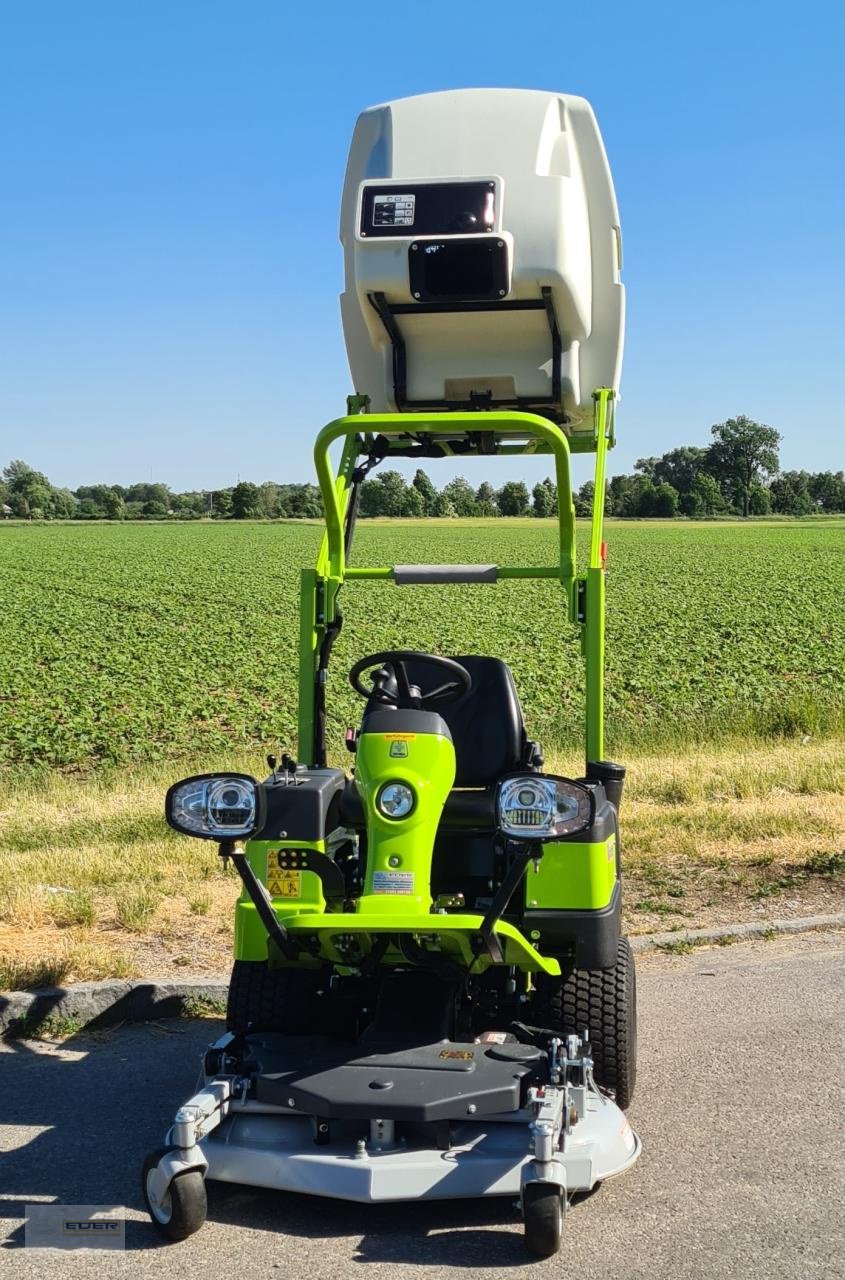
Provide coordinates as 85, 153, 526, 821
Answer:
633, 456, 659, 481
498, 480, 530, 516
125, 482, 171, 508
4, 460, 47, 489
442, 476, 477, 517
258, 482, 280, 518
573, 480, 595, 518
50, 487, 78, 519
142, 499, 168, 518
230, 481, 262, 519
429, 491, 452, 517
211, 489, 232, 518
279, 483, 322, 518
475, 481, 499, 516
412, 469, 438, 516
4, 460, 54, 516
619, 475, 657, 517
653, 481, 679, 517
679, 472, 725, 517
401, 485, 425, 517
606, 474, 633, 516
101, 488, 125, 520
171, 491, 207, 518
707, 416, 781, 517
769, 471, 813, 516
639, 446, 709, 499
808, 471, 845, 513
748, 484, 772, 515
532, 478, 557, 517
359, 470, 408, 517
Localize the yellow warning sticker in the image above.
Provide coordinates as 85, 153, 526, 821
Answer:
439, 1048, 474, 1061
384, 733, 416, 741
267, 868, 302, 898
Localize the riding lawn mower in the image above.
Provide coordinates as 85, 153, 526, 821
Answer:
142, 87, 639, 1257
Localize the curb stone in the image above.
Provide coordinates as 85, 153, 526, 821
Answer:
1, 914, 843, 1035
0, 977, 228, 1036
628, 912, 845, 953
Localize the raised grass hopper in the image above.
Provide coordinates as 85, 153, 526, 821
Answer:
340, 88, 624, 431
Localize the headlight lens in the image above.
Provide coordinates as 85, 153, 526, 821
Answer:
376, 781, 415, 819
497, 775, 593, 840
166, 773, 261, 840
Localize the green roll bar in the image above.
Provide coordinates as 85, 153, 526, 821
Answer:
299, 391, 615, 769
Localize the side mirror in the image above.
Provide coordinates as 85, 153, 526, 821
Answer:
165, 773, 264, 841
497, 775, 595, 841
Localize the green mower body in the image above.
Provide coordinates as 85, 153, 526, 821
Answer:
220, 397, 625, 990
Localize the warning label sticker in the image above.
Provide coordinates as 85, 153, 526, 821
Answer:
267, 868, 302, 898
372, 871, 414, 895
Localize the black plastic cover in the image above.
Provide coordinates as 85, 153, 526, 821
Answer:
252, 1035, 542, 1121
253, 769, 347, 842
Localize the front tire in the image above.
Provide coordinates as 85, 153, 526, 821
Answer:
142, 1148, 207, 1242
523, 1183, 563, 1257
531, 935, 637, 1109
226, 959, 323, 1033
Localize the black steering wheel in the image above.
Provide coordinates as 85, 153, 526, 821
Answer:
349, 651, 472, 710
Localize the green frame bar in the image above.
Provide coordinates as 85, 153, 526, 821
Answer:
584, 389, 614, 761
299, 400, 614, 769
314, 411, 577, 590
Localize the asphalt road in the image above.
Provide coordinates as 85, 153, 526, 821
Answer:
1, 930, 843, 1279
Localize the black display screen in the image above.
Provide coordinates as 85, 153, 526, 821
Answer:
360, 182, 496, 237
408, 237, 509, 303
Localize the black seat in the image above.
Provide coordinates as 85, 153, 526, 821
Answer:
366, 654, 527, 788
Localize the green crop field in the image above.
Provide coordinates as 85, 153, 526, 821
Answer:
2, 517, 844, 771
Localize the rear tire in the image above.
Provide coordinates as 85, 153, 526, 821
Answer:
531, 935, 637, 1109
226, 959, 324, 1033
523, 1183, 563, 1257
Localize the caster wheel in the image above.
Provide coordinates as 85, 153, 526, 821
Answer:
142, 1147, 207, 1242
523, 1183, 564, 1257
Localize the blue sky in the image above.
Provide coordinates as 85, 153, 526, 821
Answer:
1, 0, 842, 492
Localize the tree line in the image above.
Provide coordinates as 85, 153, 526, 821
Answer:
3, 417, 843, 521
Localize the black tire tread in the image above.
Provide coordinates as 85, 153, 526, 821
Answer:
531, 935, 637, 1109
226, 959, 322, 1033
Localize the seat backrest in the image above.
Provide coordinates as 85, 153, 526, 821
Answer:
367, 654, 526, 787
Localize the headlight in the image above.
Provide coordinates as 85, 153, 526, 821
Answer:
165, 773, 262, 840
376, 781, 415, 819
497, 775, 594, 840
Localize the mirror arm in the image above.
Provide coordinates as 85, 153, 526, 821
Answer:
476, 841, 541, 963
220, 841, 299, 960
